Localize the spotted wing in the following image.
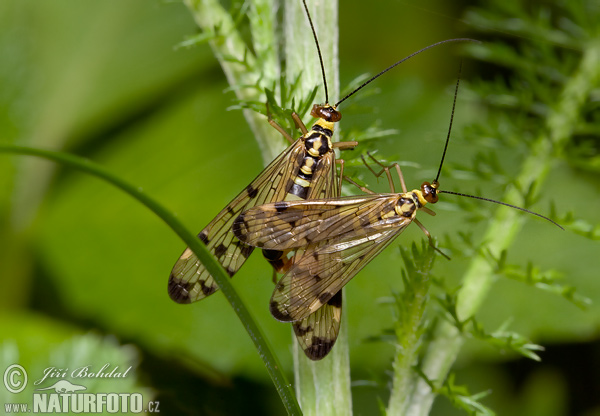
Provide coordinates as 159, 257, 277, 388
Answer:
268, 199, 413, 322
291, 164, 343, 361
169, 139, 305, 304
234, 194, 403, 250
256, 148, 338, 272
292, 290, 342, 360
270, 153, 342, 360
301, 148, 337, 201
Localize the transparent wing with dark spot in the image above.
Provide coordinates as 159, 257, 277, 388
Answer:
290, 155, 343, 360
274, 241, 344, 360
306, 153, 336, 200
234, 194, 403, 250
270, 220, 412, 322
255, 153, 337, 279
169, 139, 305, 304
292, 290, 342, 360
266, 153, 343, 360
253, 150, 342, 360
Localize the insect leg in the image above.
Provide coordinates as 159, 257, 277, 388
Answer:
363, 153, 396, 193
271, 268, 278, 284
268, 119, 295, 144
343, 176, 376, 195
291, 112, 309, 135
333, 140, 359, 150
266, 102, 296, 144
414, 218, 450, 260
361, 152, 409, 193
335, 158, 345, 196
394, 163, 408, 194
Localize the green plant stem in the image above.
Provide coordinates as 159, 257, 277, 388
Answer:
0, 145, 302, 416
387, 244, 436, 415
404, 39, 600, 416
284, 0, 339, 107
293, 322, 351, 416
184, 0, 285, 163
184, 0, 350, 412
284, 1, 351, 415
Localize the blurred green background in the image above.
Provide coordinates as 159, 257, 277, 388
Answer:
0, 0, 598, 415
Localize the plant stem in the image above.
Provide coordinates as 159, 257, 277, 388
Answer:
185, 0, 351, 412
404, 38, 600, 416
0, 145, 302, 416
387, 244, 436, 415
184, 0, 285, 163
284, 0, 351, 415
284, 0, 339, 107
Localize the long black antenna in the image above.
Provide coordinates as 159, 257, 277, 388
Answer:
433, 63, 563, 230
439, 190, 564, 229
301, 0, 329, 104
335, 38, 479, 108
434, 61, 462, 184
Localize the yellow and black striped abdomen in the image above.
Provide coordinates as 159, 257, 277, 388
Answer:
288, 127, 333, 200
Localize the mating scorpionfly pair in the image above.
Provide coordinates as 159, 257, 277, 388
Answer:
168, 0, 559, 360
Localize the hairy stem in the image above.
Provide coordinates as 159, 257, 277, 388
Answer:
387, 244, 436, 415
184, 0, 284, 163
284, 1, 351, 415
184, 0, 350, 413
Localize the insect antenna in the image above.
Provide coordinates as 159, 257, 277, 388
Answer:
438, 190, 564, 229
301, 0, 329, 103
335, 38, 479, 108
432, 64, 564, 230
433, 61, 462, 185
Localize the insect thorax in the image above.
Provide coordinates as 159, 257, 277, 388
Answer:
395, 191, 425, 218
305, 122, 334, 158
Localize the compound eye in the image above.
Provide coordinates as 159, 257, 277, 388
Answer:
310, 104, 342, 122
421, 182, 438, 203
